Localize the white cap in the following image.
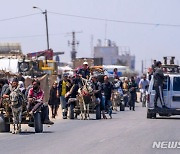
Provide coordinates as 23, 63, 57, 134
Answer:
83, 61, 88, 65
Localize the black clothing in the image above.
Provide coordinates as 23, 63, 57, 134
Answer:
0, 84, 9, 97
154, 86, 164, 107
102, 82, 113, 100
77, 68, 90, 79
68, 84, 79, 98
92, 81, 105, 111
3, 86, 11, 95
58, 79, 71, 96
153, 67, 165, 107
148, 73, 153, 81
128, 81, 138, 94
128, 81, 138, 110
92, 81, 102, 98
129, 93, 136, 110
18, 76, 25, 83
48, 87, 60, 106
152, 64, 156, 72
48, 87, 60, 118
50, 105, 59, 118
153, 68, 165, 87
73, 78, 81, 85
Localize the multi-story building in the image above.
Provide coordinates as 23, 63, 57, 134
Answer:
94, 40, 135, 70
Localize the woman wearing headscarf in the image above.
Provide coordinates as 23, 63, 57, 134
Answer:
48, 81, 60, 118
18, 81, 26, 95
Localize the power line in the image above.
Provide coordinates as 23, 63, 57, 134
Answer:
49, 11, 180, 27
0, 13, 41, 22
1, 11, 180, 28
0, 33, 68, 39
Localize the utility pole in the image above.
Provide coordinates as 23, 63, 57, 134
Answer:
71, 31, 78, 61
44, 10, 50, 50
33, 7, 50, 50
141, 60, 144, 74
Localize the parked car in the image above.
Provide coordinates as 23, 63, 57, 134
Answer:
147, 64, 180, 119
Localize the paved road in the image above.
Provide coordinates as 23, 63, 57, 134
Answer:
1, 103, 180, 154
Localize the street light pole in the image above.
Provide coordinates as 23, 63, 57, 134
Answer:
44, 10, 50, 50
33, 6, 50, 50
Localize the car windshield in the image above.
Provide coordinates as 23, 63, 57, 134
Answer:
173, 77, 180, 91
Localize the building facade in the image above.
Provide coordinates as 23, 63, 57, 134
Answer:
94, 40, 135, 70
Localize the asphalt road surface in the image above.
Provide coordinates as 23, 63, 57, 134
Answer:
1, 103, 180, 154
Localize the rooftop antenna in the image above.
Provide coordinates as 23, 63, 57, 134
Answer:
170, 56, 175, 64
67, 31, 82, 68
67, 31, 82, 61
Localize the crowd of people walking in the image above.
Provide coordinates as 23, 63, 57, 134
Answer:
0, 61, 153, 121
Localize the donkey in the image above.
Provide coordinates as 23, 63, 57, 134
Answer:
78, 77, 93, 120
9, 85, 24, 134
112, 81, 124, 111
112, 90, 122, 111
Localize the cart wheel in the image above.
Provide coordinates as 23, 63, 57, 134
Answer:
69, 103, 75, 119
34, 112, 43, 133
120, 102, 125, 111
96, 104, 101, 120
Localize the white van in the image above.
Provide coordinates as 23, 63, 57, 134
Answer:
147, 72, 180, 118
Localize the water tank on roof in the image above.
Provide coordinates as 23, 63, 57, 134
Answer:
105, 39, 111, 47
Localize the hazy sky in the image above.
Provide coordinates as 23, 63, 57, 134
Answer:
1, 0, 180, 71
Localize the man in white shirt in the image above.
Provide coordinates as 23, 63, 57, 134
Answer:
139, 74, 149, 102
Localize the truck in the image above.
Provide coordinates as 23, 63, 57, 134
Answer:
18, 49, 58, 77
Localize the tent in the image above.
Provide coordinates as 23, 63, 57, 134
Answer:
0, 58, 18, 73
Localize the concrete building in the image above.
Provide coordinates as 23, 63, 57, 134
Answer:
0, 43, 22, 54
94, 40, 135, 70
0, 43, 22, 59
118, 53, 136, 70
94, 46, 119, 65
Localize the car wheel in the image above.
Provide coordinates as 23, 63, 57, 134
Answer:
120, 102, 125, 111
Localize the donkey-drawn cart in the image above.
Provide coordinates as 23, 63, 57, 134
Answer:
68, 94, 101, 120
0, 97, 44, 134
67, 76, 101, 120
